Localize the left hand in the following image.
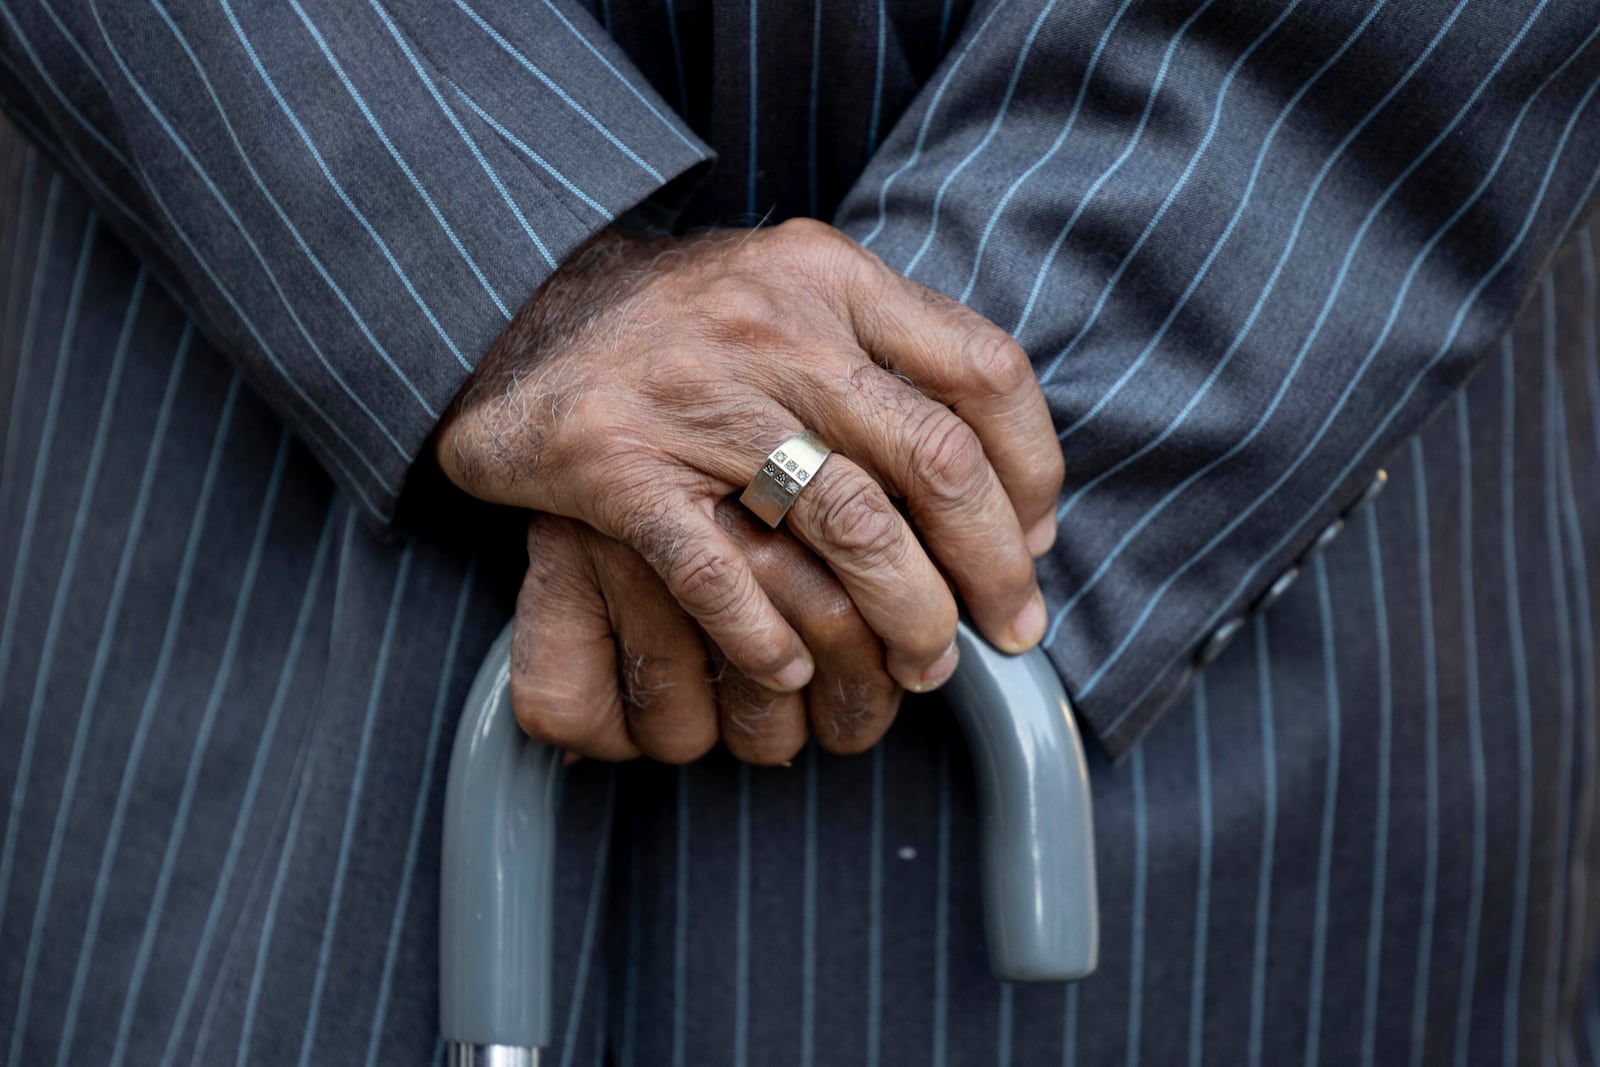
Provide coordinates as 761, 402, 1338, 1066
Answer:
510, 500, 901, 766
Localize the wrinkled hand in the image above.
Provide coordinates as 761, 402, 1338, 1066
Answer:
438, 220, 1064, 761
513, 502, 900, 764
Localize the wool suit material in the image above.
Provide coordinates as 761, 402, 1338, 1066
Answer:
1, 0, 1598, 1063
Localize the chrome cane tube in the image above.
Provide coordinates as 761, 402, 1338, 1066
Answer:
440, 619, 1098, 1053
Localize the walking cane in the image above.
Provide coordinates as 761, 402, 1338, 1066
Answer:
439, 620, 1099, 1066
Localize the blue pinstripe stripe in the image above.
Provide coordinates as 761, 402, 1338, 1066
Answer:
857, 0, 1009, 248
2, 266, 140, 1059
559, 773, 617, 1067
536, 0, 701, 156
591, 982, 607, 1067
1017, 0, 1257, 348
1089, 34, 1600, 718
7, 1, 389, 512
867, 744, 884, 1067
900, 0, 1062, 280
108, 430, 290, 1067
734, 764, 751, 1067
1051, 0, 1549, 664
1406, 436, 1442, 1067
0, 14, 158, 245
161, 504, 337, 1067
214, 0, 472, 371
296, 544, 416, 1066
1581, 230, 1599, 460
746, 0, 757, 217
1453, 393, 1489, 1067
620, 820, 642, 1067
446, 86, 613, 222
287, 0, 514, 320
1359, 504, 1393, 1067
364, 561, 477, 1067
3, 259, 139, 991
1552, 289, 1599, 1031
671, 766, 690, 1067
805, 0, 820, 218
1246, 618, 1276, 1067
1190, 675, 1209, 1067
45, 372, 244, 1067
1537, 286, 1578, 1067
664, 0, 688, 115
0, 187, 78, 734
864, 0, 885, 156
0, 145, 36, 363
1188, 678, 1212, 1067
146, 0, 441, 421
234, 657, 331, 1067
1304, 554, 1342, 1067
1500, 338, 1537, 1066
1126, 746, 1148, 1067
932, 738, 951, 1067
1061, 983, 1078, 1067
800, 746, 818, 1067
448, 0, 665, 182
997, 984, 1013, 1066
0, 203, 93, 947
367, 2, 556, 269
954, 0, 1136, 304
88, 1, 436, 447
1043, 0, 1398, 453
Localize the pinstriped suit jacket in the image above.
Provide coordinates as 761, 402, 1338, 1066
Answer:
1, 0, 1598, 1063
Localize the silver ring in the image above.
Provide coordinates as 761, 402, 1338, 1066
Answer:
739, 431, 832, 528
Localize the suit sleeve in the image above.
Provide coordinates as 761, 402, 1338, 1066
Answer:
833, 0, 1600, 755
0, 0, 711, 522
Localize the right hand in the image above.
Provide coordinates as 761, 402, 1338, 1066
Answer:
438, 219, 1063, 719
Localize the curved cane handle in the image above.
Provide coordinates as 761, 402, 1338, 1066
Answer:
440, 621, 1098, 1056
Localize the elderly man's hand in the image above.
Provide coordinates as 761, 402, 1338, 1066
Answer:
437, 220, 1063, 762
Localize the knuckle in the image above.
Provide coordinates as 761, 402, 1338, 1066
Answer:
644, 727, 718, 765
816, 477, 903, 565
916, 413, 988, 502
510, 678, 608, 749
775, 216, 848, 253
965, 332, 1035, 398
667, 546, 747, 619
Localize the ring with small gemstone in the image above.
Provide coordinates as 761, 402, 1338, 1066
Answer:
738, 431, 833, 528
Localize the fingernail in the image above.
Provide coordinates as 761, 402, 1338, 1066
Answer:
907, 640, 959, 693
1025, 516, 1057, 556
1005, 590, 1047, 652
770, 654, 814, 691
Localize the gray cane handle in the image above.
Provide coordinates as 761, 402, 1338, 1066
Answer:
440, 625, 562, 1051
440, 620, 1098, 1050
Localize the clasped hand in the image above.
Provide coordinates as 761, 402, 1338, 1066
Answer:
438, 220, 1063, 765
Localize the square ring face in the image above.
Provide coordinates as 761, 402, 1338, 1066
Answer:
738, 433, 832, 527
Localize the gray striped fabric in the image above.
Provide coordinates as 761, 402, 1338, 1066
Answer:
1, 0, 1598, 1063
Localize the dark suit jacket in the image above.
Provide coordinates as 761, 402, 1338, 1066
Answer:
0, 0, 1597, 1063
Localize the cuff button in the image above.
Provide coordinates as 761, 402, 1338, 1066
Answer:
1253, 566, 1300, 615
1307, 517, 1345, 558
1196, 615, 1247, 668
1346, 469, 1388, 514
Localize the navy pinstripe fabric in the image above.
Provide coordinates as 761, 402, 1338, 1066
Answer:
1, 0, 1598, 1062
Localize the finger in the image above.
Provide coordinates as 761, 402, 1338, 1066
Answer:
718, 500, 902, 754
625, 501, 815, 693
512, 515, 641, 762
587, 534, 720, 764
712, 649, 810, 765
777, 453, 961, 692
828, 240, 1064, 551
784, 356, 1045, 653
